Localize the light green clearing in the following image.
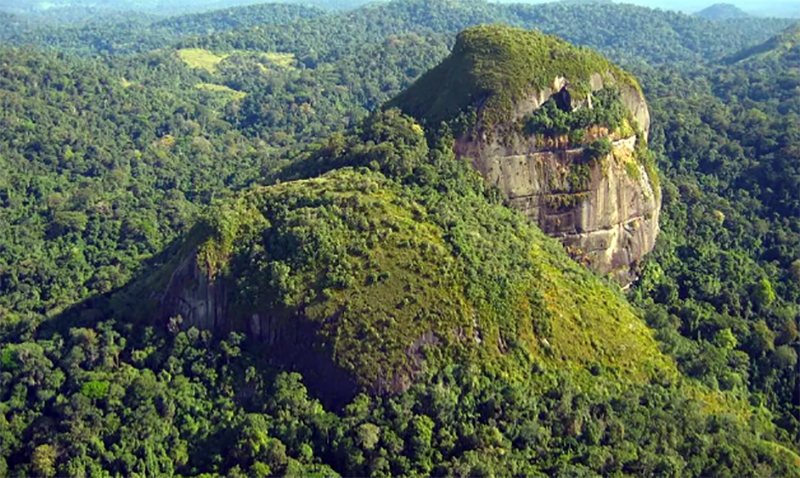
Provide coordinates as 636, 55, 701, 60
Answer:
177, 49, 297, 73
195, 83, 247, 101
261, 52, 297, 69
177, 48, 231, 74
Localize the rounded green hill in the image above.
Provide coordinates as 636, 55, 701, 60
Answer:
388, 24, 641, 127
147, 112, 674, 400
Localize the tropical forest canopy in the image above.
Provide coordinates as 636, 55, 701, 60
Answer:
0, 1, 799, 476
0, 0, 371, 16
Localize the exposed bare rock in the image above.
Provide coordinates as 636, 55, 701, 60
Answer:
454, 77, 659, 285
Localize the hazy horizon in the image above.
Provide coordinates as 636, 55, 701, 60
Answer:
2, 0, 798, 17
494, 0, 800, 15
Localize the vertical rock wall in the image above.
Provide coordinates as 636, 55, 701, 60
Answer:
454, 76, 659, 285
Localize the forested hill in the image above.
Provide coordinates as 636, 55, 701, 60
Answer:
0, 3, 328, 54
1, 0, 800, 476
2, 18, 800, 475
2, 0, 795, 63
695, 3, 750, 21
176, 0, 797, 67
630, 26, 800, 447
0, 0, 309, 16
560, 0, 614, 5
723, 21, 800, 63
1, 0, 794, 318
150, 3, 328, 36
0, 11, 29, 38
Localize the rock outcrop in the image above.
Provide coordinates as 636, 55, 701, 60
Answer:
460, 129, 659, 285
390, 24, 660, 285
156, 226, 362, 403
453, 75, 658, 284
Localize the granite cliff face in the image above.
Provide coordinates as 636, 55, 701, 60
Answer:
454, 76, 658, 285
389, 25, 660, 285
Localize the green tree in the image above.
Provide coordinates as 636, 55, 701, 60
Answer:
31, 444, 57, 478
356, 423, 381, 451
584, 137, 613, 161
714, 328, 738, 350
772, 345, 798, 369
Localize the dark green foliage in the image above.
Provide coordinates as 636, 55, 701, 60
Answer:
584, 137, 613, 162
152, 3, 327, 36
0, 3, 327, 54
629, 28, 800, 446
179, 0, 793, 69
1, 0, 800, 475
723, 22, 800, 64
283, 109, 430, 181
0, 46, 286, 315
523, 86, 628, 138
505, 2, 793, 65
388, 24, 637, 127
5, 0, 792, 69
1, 318, 797, 477
0, 347, 17, 371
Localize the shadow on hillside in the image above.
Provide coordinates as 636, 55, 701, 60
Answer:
36, 233, 360, 410
35, 234, 188, 339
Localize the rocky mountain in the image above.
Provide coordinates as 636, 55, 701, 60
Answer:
4, 2, 800, 474
134, 27, 673, 403
390, 25, 660, 285
144, 130, 672, 403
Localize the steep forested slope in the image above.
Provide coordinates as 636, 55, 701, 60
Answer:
723, 21, 800, 63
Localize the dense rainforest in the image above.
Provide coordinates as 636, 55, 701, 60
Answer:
0, 0, 799, 476
0, 0, 360, 17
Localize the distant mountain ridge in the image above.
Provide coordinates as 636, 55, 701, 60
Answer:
180, 0, 796, 65
723, 21, 800, 63
559, 0, 614, 5
695, 3, 750, 20
2, 0, 795, 64
0, 0, 372, 16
